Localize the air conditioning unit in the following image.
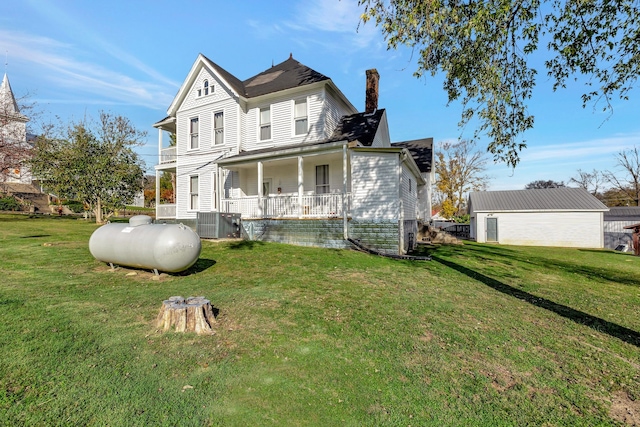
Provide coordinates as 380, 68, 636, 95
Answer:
197, 212, 241, 239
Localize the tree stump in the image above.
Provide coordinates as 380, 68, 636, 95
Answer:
156, 296, 216, 335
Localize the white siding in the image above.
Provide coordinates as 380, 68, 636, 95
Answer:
350, 151, 399, 220
472, 211, 604, 248
321, 87, 355, 140
370, 111, 391, 148
243, 88, 331, 152
234, 153, 345, 196
401, 165, 417, 221
180, 67, 236, 112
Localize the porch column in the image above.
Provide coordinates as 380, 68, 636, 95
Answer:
258, 161, 263, 217
298, 156, 304, 218
158, 128, 163, 161
342, 144, 348, 239
155, 168, 160, 216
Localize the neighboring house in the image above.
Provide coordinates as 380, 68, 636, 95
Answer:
468, 188, 609, 248
603, 206, 640, 251
0, 73, 32, 184
154, 54, 434, 254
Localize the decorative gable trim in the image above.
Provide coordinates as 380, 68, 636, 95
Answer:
167, 54, 242, 116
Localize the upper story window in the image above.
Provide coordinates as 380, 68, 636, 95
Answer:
213, 111, 224, 145
294, 98, 308, 135
260, 106, 271, 141
190, 117, 199, 150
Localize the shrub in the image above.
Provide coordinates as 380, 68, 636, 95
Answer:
0, 195, 21, 211
62, 200, 85, 213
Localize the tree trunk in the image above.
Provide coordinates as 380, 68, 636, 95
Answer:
156, 296, 216, 335
94, 197, 103, 224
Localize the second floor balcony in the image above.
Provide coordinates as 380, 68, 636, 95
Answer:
160, 146, 176, 165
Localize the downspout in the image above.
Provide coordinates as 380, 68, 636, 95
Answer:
343, 143, 348, 239
398, 153, 404, 254
156, 128, 162, 218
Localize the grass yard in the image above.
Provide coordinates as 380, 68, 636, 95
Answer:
1, 213, 639, 426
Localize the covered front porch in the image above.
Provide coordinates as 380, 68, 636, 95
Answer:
217, 141, 352, 221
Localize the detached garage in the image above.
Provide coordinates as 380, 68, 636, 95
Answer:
468, 188, 609, 248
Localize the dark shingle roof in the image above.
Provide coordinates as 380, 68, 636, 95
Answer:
469, 188, 609, 212
393, 138, 433, 173
327, 109, 385, 146
604, 206, 640, 220
202, 54, 329, 99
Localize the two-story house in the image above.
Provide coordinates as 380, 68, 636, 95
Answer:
154, 54, 433, 255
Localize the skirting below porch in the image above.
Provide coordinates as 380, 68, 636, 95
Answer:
241, 218, 402, 255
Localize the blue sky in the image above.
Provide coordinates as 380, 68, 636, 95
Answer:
2, 0, 639, 190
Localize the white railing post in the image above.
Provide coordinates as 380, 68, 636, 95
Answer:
298, 156, 304, 218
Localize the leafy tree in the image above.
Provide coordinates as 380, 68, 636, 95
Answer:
435, 139, 490, 218
29, 112, 146, 223
359, 0, 640, 167
570, 169, 605, 197
601, 187, 635, 207
604, 146, 640, 206
524, 180, 566, 189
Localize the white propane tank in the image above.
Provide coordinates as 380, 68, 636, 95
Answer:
89, 215, 202, 273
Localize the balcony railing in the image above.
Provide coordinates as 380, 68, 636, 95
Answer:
221, 193, 350, 219
160, 147, 176, 164
156, 204, 176, 219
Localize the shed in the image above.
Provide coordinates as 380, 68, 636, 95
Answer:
468, 188, 609, 248
603, 207, 640, 251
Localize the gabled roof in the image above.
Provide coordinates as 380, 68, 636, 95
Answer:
469, 188, 609, 212
604, 206, 640, 220
327, 109, 385, 146
393, 138, 434, 173
168, 54, 338, 116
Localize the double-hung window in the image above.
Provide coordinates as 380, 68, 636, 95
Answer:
213, 111, 224, 145
316, 164, 329, 194
203, 80, 209, 96
189, 117, 199, 149
260, 107, 271, 141
294, 98, 308, 135
189, 175, 199, 210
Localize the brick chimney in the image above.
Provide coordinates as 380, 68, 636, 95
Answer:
365, 69, 379, 114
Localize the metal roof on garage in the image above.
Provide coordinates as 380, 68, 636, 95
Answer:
468, 188, 609, 212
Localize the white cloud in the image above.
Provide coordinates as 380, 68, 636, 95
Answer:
0, 29, 175, 109
520, 134, 640, 163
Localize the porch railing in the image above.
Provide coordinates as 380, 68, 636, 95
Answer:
221, 193, 350, 219
156, 204, 176, 219
160, 147, 177, 164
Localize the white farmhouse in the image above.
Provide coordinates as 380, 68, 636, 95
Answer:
154, 54, 434, 254
468, 188, 609, 248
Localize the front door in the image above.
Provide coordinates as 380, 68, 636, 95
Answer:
486, 217, 498, 242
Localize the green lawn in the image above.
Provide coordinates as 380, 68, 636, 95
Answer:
1, 213, 639, 426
